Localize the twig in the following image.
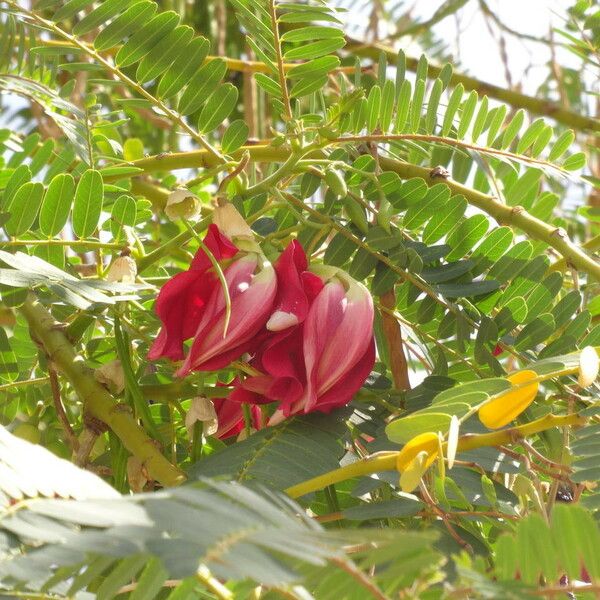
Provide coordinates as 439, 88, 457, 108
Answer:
330, 557, 392, 600
20, 295, 185, 487
379, 289, 410, 394
48, 367, 78, 452
419, 482, 473, 552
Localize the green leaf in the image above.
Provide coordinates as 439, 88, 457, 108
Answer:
1, 165, 31, 210
129, 558, 168, 600
530, 124, 553, 158
94, 1, 157, 51
562, 152, 586, 171
516, 118, 546, 154
72, 169, 103, 239
136, 25, 194, 84
4, 182, 45, 236
110, 195, 136, 239
549, 129, 575, 161
52, 0, 92, 22
435, 279, 500, 298
189, 411, 347, 490
441, 83, 463, 137
115, 11, 180, 68
380, 80, 395, 132
324, 232, 356, 266
446, 214, 489, 261
283, 38, 345, 60
422, 195, 467, 244
501, 109, 525, 149
366, 85, 381, 133
197, 83, 238, 133
123, 138, 144, 162
157, 36, 210, 99
409, 79, 425, 132
287, 56, 340, 79
386, 412, 453, 444
222, 120, 249, 153
39, 173, 75, 237
425, 78, 443, 134
471, 95, 488, 141
73, 0, 130, 36
394, 79, 411, 133
281, 26, 342, 42
416, 54, 428, 81
0, 327, 18, 383
95, 555, 148, 599
290, 75, 328, 98
457, 90, 478, 139
178, 58, 226, 115
486, 105, 507, 146
255, 73, 281, 96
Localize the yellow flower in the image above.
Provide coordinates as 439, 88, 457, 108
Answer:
478, 370, 539, 430
396, 432, 439, 492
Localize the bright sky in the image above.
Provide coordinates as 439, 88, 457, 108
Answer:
413, 0, 582, 95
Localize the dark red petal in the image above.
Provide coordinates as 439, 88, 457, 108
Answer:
270, 241, 310, 326
191, 224, 238, 271
148, 269, 214, 361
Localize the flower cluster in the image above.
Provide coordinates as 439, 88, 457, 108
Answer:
149, 214, 375, 438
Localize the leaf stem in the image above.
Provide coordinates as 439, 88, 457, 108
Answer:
285, 413, 586, 499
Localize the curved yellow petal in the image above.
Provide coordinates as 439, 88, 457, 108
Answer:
478, 370, 539, 430
396, 431, 439, 472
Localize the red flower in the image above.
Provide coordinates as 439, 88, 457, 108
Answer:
232, 242, 375, 422
213, 395, 262, 439
148, 224, 277, 373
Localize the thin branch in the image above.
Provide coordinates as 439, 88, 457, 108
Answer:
20, 295, 185, 487
379, 289, 410, 394
330, 557, 392, 600
122, 143, 600, 282
48, 367, 78, 452
285, 413, 587, 498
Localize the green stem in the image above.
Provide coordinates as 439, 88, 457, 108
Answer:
122, 144, 600, 281
0, 377, 49, 393
113, 314, 161, 440
137, 216, 212, 273
20, 295, 185, 487
376, 156, 600, 282
284, 413, 586, 499
242, 149, 305, 197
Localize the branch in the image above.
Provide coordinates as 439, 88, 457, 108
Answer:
285, 413, 586, 498
122, 144, 600, 281
376, 156, 600, 282
379, 289, 410, 393
20, 295, 186, 488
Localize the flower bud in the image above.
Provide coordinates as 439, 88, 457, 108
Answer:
165, 188, 201, 221
127, 456, 148, 492
212, 202, 254, 241
94, 359, 125, 394
185, 396, 218, 438
106, 256, 137, 283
